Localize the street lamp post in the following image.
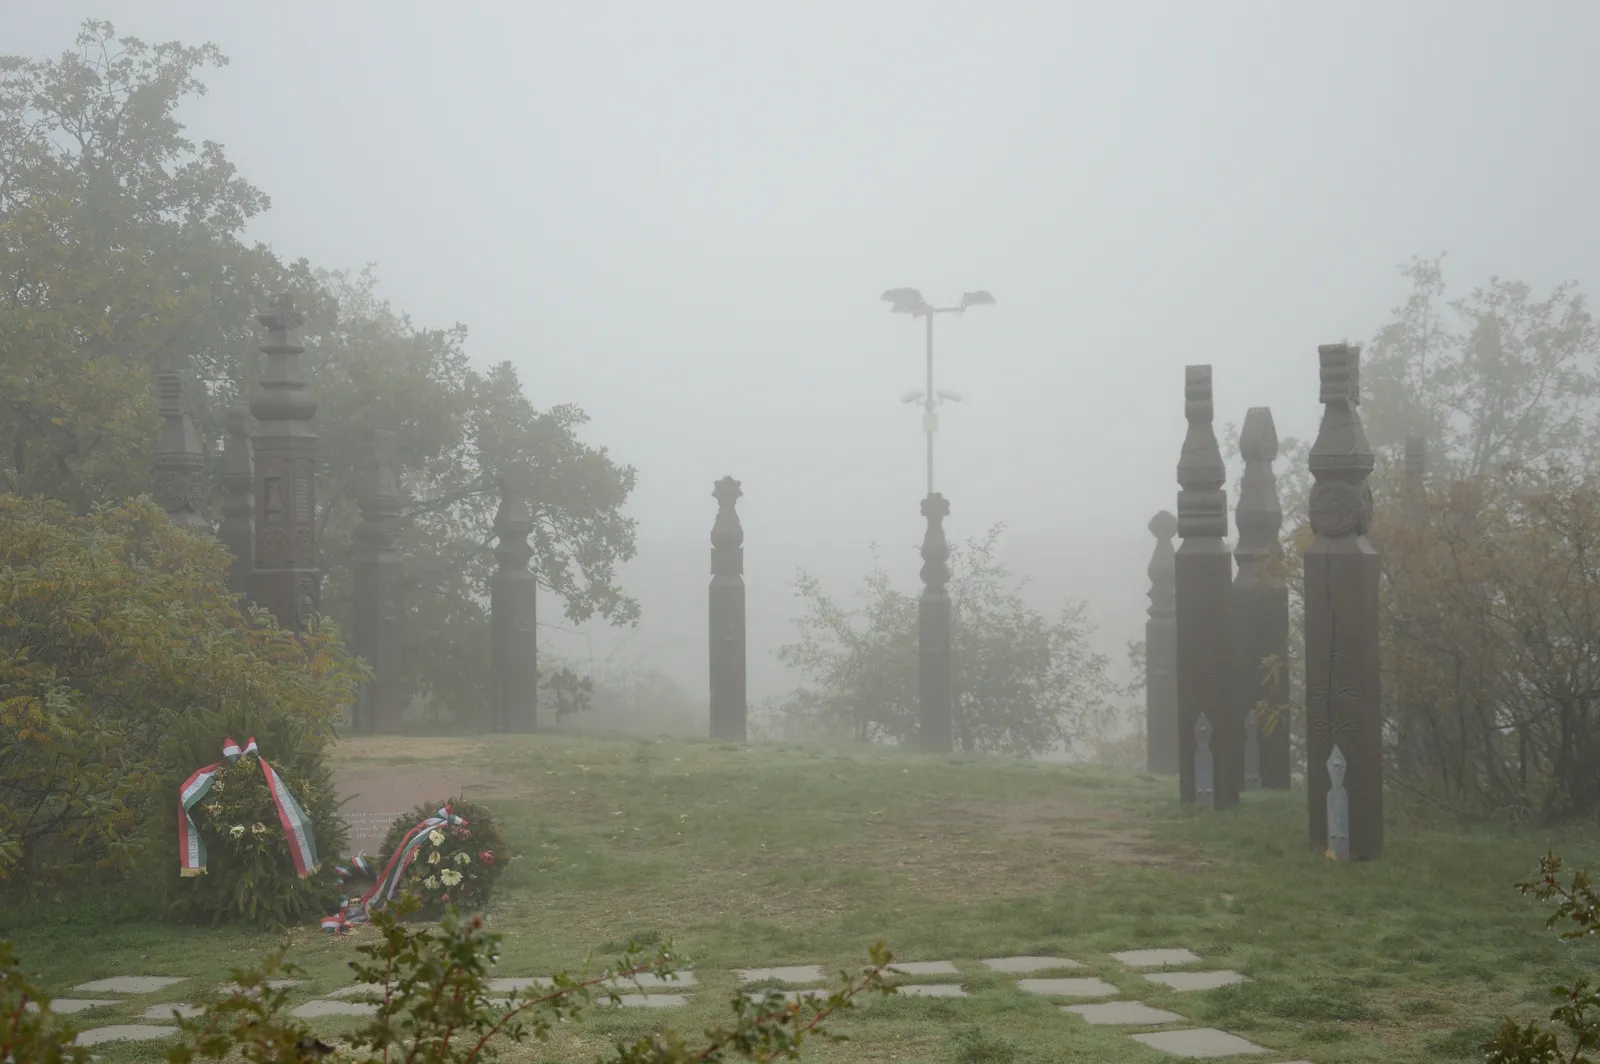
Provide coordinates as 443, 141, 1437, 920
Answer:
881, 288, 995, 495
881, 287, 994, 755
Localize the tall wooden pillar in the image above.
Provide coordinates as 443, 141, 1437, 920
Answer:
249, 294, 320, 631
1233, 406, 1291, 790
152, 368, 209, 532
491, 462, 538, 733
217, 402, 255, 598
353, 430, 405, 734
708, 476, 747, 741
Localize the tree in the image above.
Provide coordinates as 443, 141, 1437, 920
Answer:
0, 495, 363, 888
778, 527, 1117, 756
0, 22, 641, 721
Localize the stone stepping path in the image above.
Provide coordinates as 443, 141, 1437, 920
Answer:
56, 948, 1297, 1057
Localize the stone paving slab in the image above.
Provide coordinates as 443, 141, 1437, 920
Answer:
736, 965, 828, 985
1132, 1028, 1270, 1057
140, 1003, 207, 1020
1065, 1001, 1183, 1026
489, 977, 554, 992
1144, 970, 1247, 991
24, 999, 114, 1014
744, 989, 829, 1005
1111, 949, 1201, 969
72, 976, 186, 994
896, 983, 968, 998
980, 955, 1085, 973
887, 961, 960, 978
292, 1000, 379, 1018
73, 1024, 176, 1046
219, 979, 303, 994
1017, 977, 1120, 999
325, 983, 387, 999
603, 971, 697, 989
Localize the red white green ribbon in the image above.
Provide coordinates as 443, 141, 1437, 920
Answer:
322, 806, 467, 932
178, 737, 321, 879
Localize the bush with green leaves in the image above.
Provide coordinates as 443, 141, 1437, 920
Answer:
144, 897, 895, 1064
0, 939, 91, 1063
154, 708, 348, 928
374, 799, 508, 920
0, 494, 363, 891
1486, 852, 1599, 1062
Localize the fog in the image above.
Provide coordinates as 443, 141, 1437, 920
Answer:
12, 1, 1599, 704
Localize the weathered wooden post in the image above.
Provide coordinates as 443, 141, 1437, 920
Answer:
249, 294, 320, 631
1145, 510, 1179, 775
1305, 342, 1382, 860
1234, 407, 1291, 791
1176, 366, 1237, 807
152, 368, 209, 532
217, 402, 255, 598
353, 430, 405, 735
708, 476, 748, 741
491, 462, 538, 734
918, 492, 954, 754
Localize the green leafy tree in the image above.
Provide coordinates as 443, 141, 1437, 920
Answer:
778, 526, 1116, 755
0, 939, 91, 1063
0, 494, 362, 888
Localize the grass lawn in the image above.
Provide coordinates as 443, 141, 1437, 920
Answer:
4, 732, 1597, 1063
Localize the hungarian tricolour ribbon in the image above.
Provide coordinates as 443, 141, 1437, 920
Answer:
321, 806, 468, 933
178, 737, 320, 879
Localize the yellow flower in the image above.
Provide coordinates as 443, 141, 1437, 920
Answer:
428, 850, 441, 865
453, 851, 471, 865
440, 869, 462, 887
428, 829, 446, 846
424, 876, 439, 890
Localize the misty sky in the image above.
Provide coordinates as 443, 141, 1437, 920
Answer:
12, 2, 1600, 703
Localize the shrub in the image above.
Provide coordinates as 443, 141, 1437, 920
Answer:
153, 899, 896, 1064
0, 494, 364, 889
154, 707, 347, 928
1485, 852, 1599, 1062
0, 939, 91, 1063
373, 798, 508, 919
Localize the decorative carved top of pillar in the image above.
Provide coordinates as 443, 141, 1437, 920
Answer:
711, 475, 744, 576
1403, 436, 1427, 522
355, 430, 404, 556
152, 368, 209, 531
493, 461, 535, 572
250, 293, 318, 425
1147, 510, 1177, 618
1308, 344, 1375, 539
1234, 406, 1283, 583
919, 492, 951, 592
1176, 365, 1227, 541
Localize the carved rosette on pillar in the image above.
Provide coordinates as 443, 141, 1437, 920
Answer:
1305, 343, 1383, 860
918, 492, 954, 754
708, 476, 748, 741
353, 431, 406, 735
1175, 365, 1237, 807
218, 403, 255, 598
152, 368, 210, 532
249, 295, 321, 631
491, 462, 538, 734
1145, 510, 1179, 775
1233, 407, 1291, 791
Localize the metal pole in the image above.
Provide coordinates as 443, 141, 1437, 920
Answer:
925, 311, 935, 496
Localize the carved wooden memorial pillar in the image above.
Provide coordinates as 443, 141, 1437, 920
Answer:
1233, 407, 1291, 791
1305, 343, 1382, 860
218, 403, 255, 598
491, 462, 538, 733
1145, 510, 1179, 775
354, 431, 405, 735
918, 492, 954, 754
708, 476, 748, 741
249, 295, 320, 631
1176, 366, 1237, 808
153, 368, 210, 532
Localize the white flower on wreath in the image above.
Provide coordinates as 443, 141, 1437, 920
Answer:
453, 851, 471, 865
424, 876, 439, 890
229, 825, 245, 838
251, 822, 267, 835
428, 829, 446, 846
428, 850, 441, 865
440, 869, 462, 887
